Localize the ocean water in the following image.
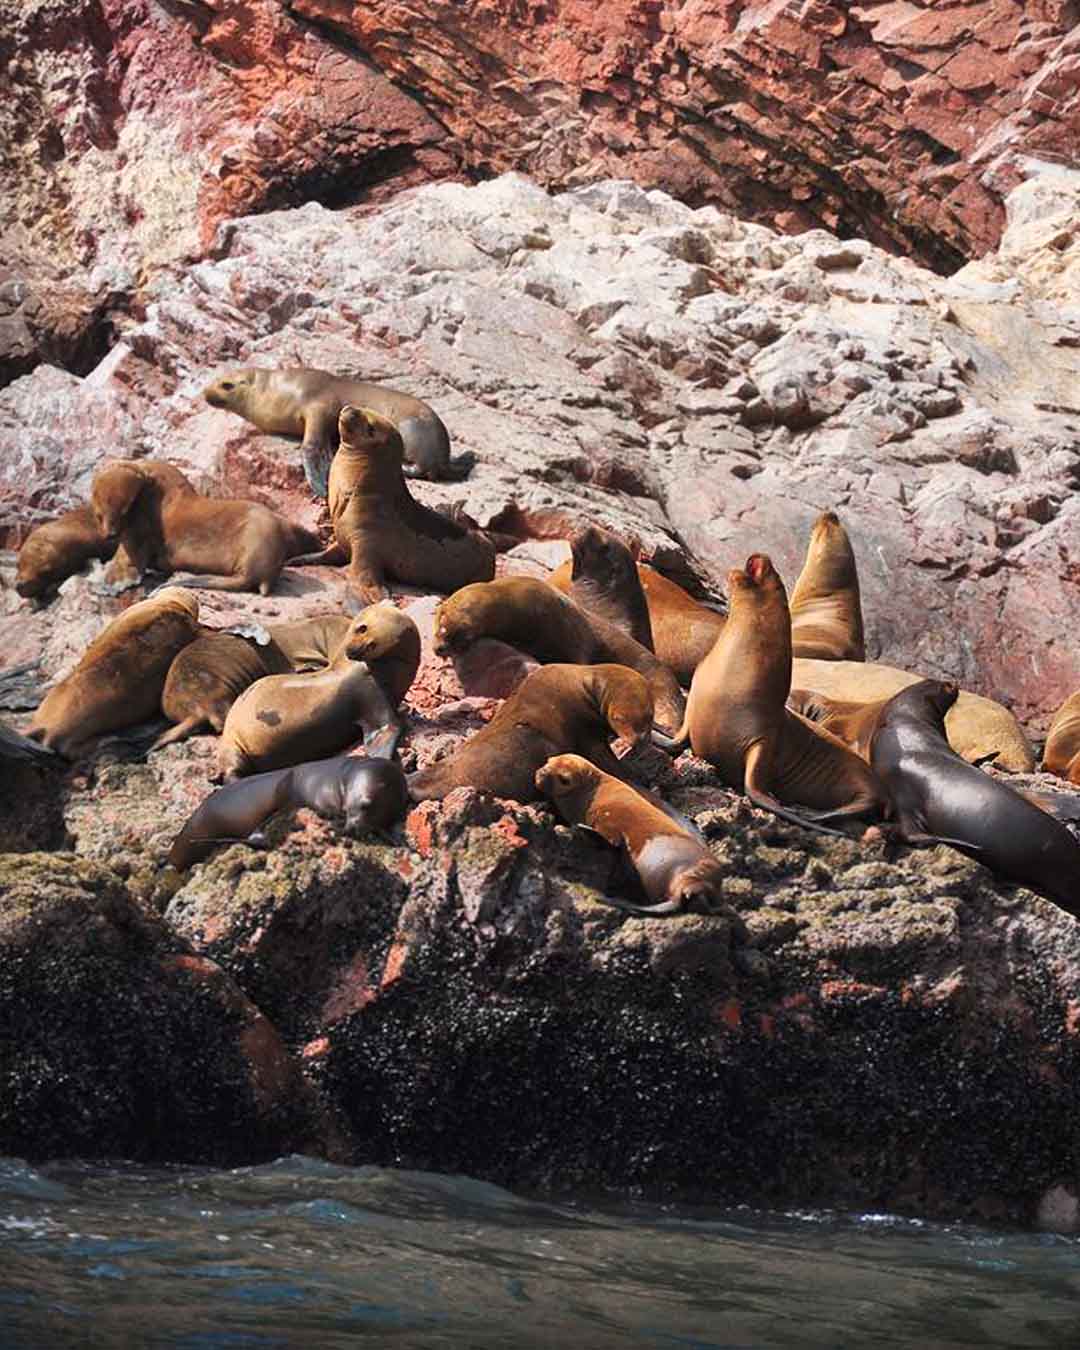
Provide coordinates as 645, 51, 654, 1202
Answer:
2, 1156, 1079, 1349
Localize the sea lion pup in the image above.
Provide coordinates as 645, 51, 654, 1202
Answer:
151, 628, 293, 750
547, 527, 654, 650
433, 576, 686, 739
168, 755, 409, 871
535, 753, 746, 924
90, 458, 319, 596
203, 366, 459, 496
26, 588, 200, 758
673, 554, 888, 834
408, 663, 654, 803
789, 658, 1035, 772
15, 505, 114, 601
789, 511, 865, 662
869, 680, 1080, 916
265, 615, 354, 671
217, 603, 420, 779
1043, 692, 1080, 784
289, 406, 494, 612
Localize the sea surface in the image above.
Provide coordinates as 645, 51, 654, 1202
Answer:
2, 1156, 1079, 1349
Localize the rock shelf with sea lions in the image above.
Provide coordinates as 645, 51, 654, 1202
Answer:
536, 752, 748, 928
869, 680, 1080, 916
169, 755, 409, 871
434, 576, 686, 739
27, 588, 201, 758
91, 458, 319, 596
203, 366, 462, 495
669, 554, 888, 834
290, 406, 494, 612
408, 663, 655, 804
15, 505, 115, 601
217, 604, 420, 779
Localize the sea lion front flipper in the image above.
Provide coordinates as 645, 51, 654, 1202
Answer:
743, 741, 848, 839
363, 719, 402, 760
300, 403, 339, 499
650, 713, 690, 754
344, 539, 389, 613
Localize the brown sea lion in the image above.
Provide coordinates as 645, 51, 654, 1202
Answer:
152, 628, 293, 750
674, 555, 887, 833
408, 663, 654, 803
290, 407, 494, 612
786, 690, 884, 762
547, 527, 654, 650
433, 576, 686, 739
535, 753, 747, 927
91, 458, 319, 596
26, 588, 200, 758
264, 615, 354, 672
203, 366, 460, 495
169, 755, 409, 871
638, 567, 727, 685
789, 511, 865, 662
217, 603, 420, 779
1043, 692, 1080, 784
15, 505, 114, 600
789, 658, 1035, 772
870, 680, 1080, 916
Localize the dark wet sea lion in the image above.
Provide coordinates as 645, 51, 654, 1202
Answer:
408, 663, 654, 804
674, 554, 887, 834
789, 511, 865, 662
535, 753, 747, 930
433, 576, 685, 739
290, 406, 494, 612
1043, 692, 1080, 785
547, 527, 654, 650
15, 505, 114, 600
91, 458, 319, 595
204, 365, 461, 495
168, 755, 409, 871
217, 603, 420, 779
26, 588, 201, 758
869, 679, 1080, 916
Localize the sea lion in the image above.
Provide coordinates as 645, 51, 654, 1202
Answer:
264, 615, 354, 671
408, 663, 654, 803
26, 588, 200, 758
15, 505, 114, 600
217, 603, 420, 779
786, 690, 886, 762
168, 755, 409, 871
91, 458, 320, 595
152, 628, 293, 750
203, 366, 459, 495
535, 753, 747, 925
290, 406, 494, 612
433, 576, 686, 739
869, 680, 1080, 916
547, 527, 654, 650
638, 567, 727, 685
789, 659, 1035, 772
674, 554, 887, 833
1043, 692, 1080, 784
789, 511, 865, 661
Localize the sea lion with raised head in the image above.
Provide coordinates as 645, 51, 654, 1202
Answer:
869, 679, 1080, 916
217, 603, 420, 779
434, 576, 686, 739
204, 366, 460, 495
673, 554, 887, 833
547, 527, 654, 650
152, 628, 293, 750
290, 407, 494, 612
168, 754, 409, 871
1043, 692, 1080, 785
15, 505, 114, 601
535, 753, 748, 927
789, 511, 865, 662
408, 663, 654, 803
789, 658, 1035, 772
26, 588, 200, 758
91, 458, 319, 596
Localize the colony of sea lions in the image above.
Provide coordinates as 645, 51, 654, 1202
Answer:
10, 363, 1080, 920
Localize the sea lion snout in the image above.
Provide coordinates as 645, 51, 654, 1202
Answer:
745, 553, 773, 584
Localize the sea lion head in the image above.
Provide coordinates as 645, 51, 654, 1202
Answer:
433, 585, 483, 657
535, 752, 600, 802
343, 759, 408, 836
802, 511, 857, 586
91, 461, 146, 540
343, 602, 420, 664
570, 525, 637, 582
338, 405, 403, 460
15, 531, 71, 599
203, 368, 258, 412
666, 856, 727, 915
593, 664, 654, 749
144, 586, 201, 622
728, 552, 783, 600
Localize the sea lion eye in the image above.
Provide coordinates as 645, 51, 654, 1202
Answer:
357, 624, 367, 633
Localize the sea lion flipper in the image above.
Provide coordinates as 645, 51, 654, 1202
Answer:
149, 714, 208, 752
651, 715, 689, 753
288, 542, 348, 567
363, 719, 402, 760
300, 403, 338, 498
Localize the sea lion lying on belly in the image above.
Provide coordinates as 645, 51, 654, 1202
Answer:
15, 505, 115, 601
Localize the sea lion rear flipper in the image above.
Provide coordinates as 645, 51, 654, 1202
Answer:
288, 543, 348, 567
149, 714, 208, 752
